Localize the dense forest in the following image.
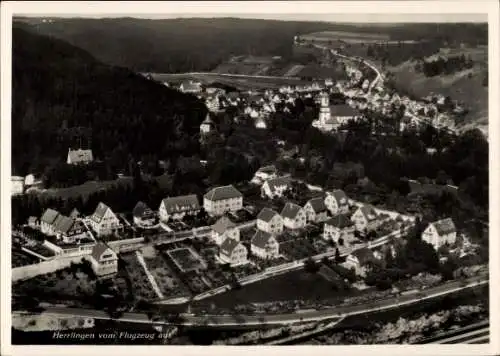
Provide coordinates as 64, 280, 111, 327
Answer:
12, 27, 207, 176
13, 17, 341, 73
417, 55, 474, 77
14, 18, 487, 73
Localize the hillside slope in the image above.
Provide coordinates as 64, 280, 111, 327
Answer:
12, 27, 207, 175
13, 17, 343, 73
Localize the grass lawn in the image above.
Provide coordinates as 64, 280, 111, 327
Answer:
198, 268, 358, 307
38, 177, 133, 200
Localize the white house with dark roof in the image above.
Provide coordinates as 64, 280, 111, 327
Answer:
303, 196, 329, 223
351, 204, 380, 233
219, 238, 248, 266
133, 201, 156, 227
200, 114, 216, 134
422, 218, 457, 250
325, 189, 350, 215
251, 165, 278, 185
11, 176, 24, 195
344, 248, 377, 276
159, 194, 200, 222
256, 208, 283, 235
40, 208, 61, 236
281, 202, 307, 230
324, 215, 355, 245
67, 148, 93, 165
88, 242, 118, 276
261, 176, 292, 199
53, 215, 88, 243
88, 202, 121, 237
212, 216, 240, 245
251, 230, 279, 259
204, 185, 243, 216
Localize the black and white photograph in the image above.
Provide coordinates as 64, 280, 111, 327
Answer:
1, 1, 498, 354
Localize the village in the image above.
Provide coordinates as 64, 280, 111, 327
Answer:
10, 39, 484, 319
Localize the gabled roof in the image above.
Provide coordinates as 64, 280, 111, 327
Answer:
257, 165, 277, 175
358, 205, 378, 222
69, 208, 80, 219
68, 149, 93, 163
351, 247, 376, 266
41, 208, 60, 225
133, 201, 155, 218
212, 216, 236, 234
220, 238, 242, 255
325, 214, 353, 229
306, 197, 327, 213
162, 194, 200, 214
54, 215, 78, 234
431, 218, 456, 235
91, 202, 112, 223
281, 202, 303, 220
204, 185, 243, 201
91, 242, 113, 261
265, 176, 292, 193
251, 230, 276, 249
257, 208, 280, 222
330, 104, 360, 117
327, 189, 349, 206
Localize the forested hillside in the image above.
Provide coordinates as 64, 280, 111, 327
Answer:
14, 17, 342, 73
12, 27, 207, 176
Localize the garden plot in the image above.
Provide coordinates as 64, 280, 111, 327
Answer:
142, 252, 191, 299
167, 247, 207, 272
121, 253, 158, 301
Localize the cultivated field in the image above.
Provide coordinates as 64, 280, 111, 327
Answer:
302, 31, 391, 44
167, 247, 207, 272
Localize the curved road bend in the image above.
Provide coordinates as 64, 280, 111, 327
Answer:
20, 275, 488, 327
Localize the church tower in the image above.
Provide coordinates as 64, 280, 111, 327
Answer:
318, 92, 331, 125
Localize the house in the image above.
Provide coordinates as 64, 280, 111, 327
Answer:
67, 148, 93, 165
324, 189, 350, 215
251, 230, 279, 259
133, 201, 156, 227
344, 248, 377, 276
205, 96, 220, 112
11, 176, 25, 195
200, 114, 216, 134
330, 105, 361, 125
256, 208, 284, 234
251, 165, 278, 184
422, 218, 457, 250
159, 194, 200, 222
40, 208, 61, 235
69, 208, 81, 219
204, 185, 243, 216
219, 238, 248, 266
281, 202, 307, 230
88, 202, 122, 237
323, 215, 356, 246
261, 176, 292, 199
179, 81, 202, 94
303, 196, 329, 223
255, 117, 267, 129
88, 242, 118, 276
212, 216, 240, 245
53, 215, 89, 243
28, 216, 39, 228
351, 205, 381, 233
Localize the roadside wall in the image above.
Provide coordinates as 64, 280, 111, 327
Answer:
12, 256, 86, 282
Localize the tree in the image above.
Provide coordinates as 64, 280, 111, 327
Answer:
335, 247, 342, 263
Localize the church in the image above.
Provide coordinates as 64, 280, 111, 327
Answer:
312, 92, 361, 132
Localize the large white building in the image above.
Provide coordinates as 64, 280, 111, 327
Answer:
88, 242, 118, 276
281, 202, 307, 230
88, 202, 122, 237
219, 238, 248, 266
203, 185, 243, 216
159, 194, 200, 222
251, 230, 279, 259
211, 216, 240, 246
256, 208, 284, 235
67, 148, 93, 165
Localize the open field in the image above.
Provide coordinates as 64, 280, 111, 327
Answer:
302, 31, 391, 44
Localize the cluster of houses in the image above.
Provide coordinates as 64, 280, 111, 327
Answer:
26, 205, 119, 277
